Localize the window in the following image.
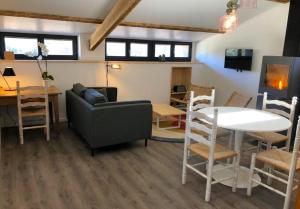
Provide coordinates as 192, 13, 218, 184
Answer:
174, 44, 190, 58
0, 32, 78, 60
130, 43, 148, 57
44, 39, 73, 56
154, 44, 171, 58
105, 38, 192, 62
106, 41, 126, 57
4, 37, 38, 56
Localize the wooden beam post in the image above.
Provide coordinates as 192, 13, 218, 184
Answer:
89, 0, 140, 50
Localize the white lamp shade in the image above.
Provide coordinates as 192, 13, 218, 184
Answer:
219, 13, 238, 32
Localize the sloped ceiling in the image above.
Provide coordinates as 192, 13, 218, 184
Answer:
0, 0, 287, 41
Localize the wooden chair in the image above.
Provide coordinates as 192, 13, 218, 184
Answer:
224, 91, 252, 107
17, 81, 50, 144
247, 116, 300, 209
182, 92, 240, 202
247, 92, 297, 151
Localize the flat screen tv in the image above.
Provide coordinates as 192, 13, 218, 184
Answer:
225, 49, 253, 71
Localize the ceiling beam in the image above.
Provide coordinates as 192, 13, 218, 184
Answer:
90, 0, 141, 50
0, 10, 224, 34
268, 0, 289, 3
119, 21, 223, 33
0, 10, 102, 24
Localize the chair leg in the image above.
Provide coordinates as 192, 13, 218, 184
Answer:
145, 139, 148, 147
267, 166, 274, 185
257, 141, 262, 152
182, 143, 188, 185
19, 124, 24, 145
205, 158, 214, 202
283, 166, 296, 209
46, 127, 50, 142
247, 153, 256, 196
265, 142, 273, 185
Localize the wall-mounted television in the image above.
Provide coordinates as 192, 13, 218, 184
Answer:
225, 48, 253, 72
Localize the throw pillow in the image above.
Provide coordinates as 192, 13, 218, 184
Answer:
73, 83, 87, 97
84, 89, 108, 105
96, 88, 108, 101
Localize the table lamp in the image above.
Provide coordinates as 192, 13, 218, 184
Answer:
1, 67, 16, 91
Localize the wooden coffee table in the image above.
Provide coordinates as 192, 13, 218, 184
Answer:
153, 104, 185, 130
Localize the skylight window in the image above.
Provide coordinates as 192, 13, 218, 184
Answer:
105, 38, 192, 62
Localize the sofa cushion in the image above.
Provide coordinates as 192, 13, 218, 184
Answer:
95, 88, 108, 101
84, 89, 107, 105
73, 83, 87, 97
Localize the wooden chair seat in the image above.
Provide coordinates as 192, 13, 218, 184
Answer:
22, 108, 46, 118
248, 132, 288, 144
188, 143, 237, 161
256, 149, 300, 171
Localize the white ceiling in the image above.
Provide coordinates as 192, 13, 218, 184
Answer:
0, 0, 117, 19
0, 0, 285, 41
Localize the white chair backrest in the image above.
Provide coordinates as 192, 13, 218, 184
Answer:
186, 107, 218, 147
189, 90, 215, 112
16, 81, 49, 109
290, 116, 300, 171
262, 92, 297, 121
262, 92, 298, 149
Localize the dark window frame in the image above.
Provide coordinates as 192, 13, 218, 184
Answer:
0, 32, 78, 60
105, 38, 192, 62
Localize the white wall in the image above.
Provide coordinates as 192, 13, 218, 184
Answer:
0, 34, 201, 122
193, 2, 289, 107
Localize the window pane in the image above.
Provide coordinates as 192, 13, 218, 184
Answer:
5, 37, 38, 56
106, 42, 126, 57
155, 44, 171, 57
175, 45, 190, 58
130, 43, 148, 57
44, 39, 73, 55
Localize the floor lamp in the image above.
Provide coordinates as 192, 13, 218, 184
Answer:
105, 63, 121, 87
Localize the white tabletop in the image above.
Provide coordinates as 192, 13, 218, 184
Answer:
199, 107, 292, 132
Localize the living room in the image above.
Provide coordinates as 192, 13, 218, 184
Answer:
1, 0, 300, 209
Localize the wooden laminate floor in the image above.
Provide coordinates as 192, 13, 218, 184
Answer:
0, 125, 297, 209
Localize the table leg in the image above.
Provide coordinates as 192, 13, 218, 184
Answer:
50, 95, 60, 138
52, 95, 60, 125
212, 130, 261, 189
177, 115, 182, 128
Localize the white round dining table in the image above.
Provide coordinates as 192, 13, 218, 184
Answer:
199, 106, 292, 188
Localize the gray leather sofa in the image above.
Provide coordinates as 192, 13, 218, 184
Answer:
66, 86, 152, 156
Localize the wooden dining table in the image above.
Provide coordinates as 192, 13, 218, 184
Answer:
0, 85, 62, 125
199, 106, 292, 189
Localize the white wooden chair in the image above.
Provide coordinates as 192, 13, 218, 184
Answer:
182, 92, 240, 202
188, 90, 215, 111
247, 92, 297, 151
17, 81, 50, 144
247, 116, 300, 209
